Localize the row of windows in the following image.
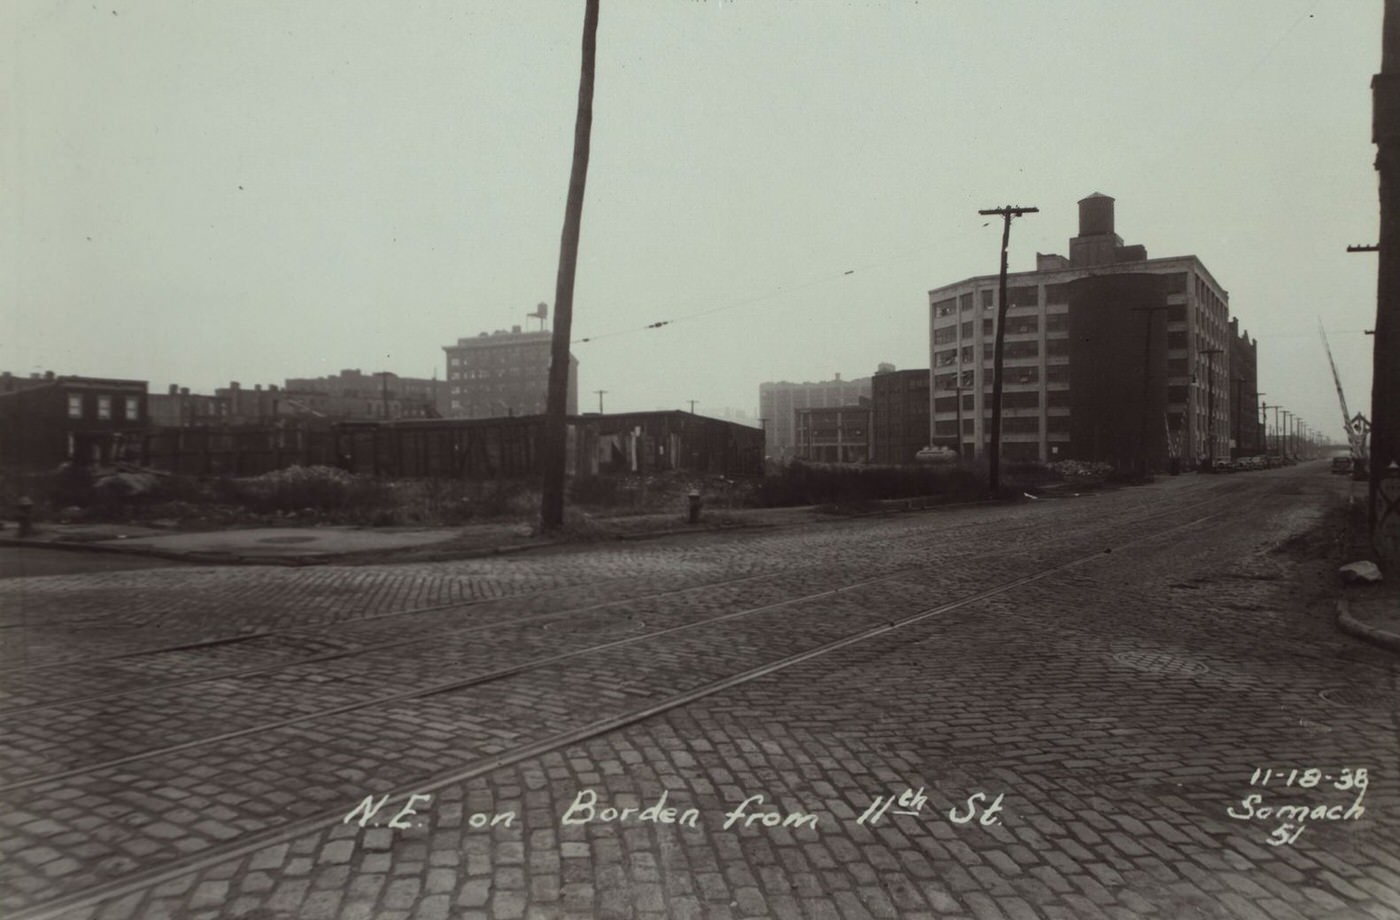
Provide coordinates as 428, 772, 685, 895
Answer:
68, 393, 139, 421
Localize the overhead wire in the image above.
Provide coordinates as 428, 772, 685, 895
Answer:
569, 217, 992, 346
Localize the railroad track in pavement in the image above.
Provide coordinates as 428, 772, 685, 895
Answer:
0, 474, 1290, 919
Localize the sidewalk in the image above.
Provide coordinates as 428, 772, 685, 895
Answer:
0, 491, 1013, 567
0, 503, 831, 566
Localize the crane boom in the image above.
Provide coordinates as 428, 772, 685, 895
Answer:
1318, 320, 1366, 460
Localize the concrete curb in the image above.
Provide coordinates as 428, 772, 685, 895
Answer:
1336, 596, 1400, 654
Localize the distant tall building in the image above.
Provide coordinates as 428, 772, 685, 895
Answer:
443, 326, 577, 419
927, 194, 1242, 469
759, 374, 872, 461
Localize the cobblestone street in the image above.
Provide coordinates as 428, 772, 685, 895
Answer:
1, 464, 1396, 919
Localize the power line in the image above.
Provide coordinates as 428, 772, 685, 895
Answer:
570, 218, 989, 346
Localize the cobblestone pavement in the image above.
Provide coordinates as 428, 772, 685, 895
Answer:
1, 466, 1397, 919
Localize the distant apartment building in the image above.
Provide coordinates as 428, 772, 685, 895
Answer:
928, 194, 1241, 469
443, 326, 577, 419
794, 402, 872, 464
871, 364, 931, 464
0, 372, 147, 468
758, 374, 872, 461
284, 369, 441, 420
148, 385, 232, 427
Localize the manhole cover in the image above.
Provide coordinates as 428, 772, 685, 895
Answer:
1111, 651, 1210, 676
1319, 687, 1391, 709
256, 536, 318, 545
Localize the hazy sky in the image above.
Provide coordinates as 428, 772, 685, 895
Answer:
2, 1, 1383, 438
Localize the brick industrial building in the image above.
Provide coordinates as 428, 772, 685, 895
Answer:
871, 365, 931, 464
928, 194, 1256, 469
443, 327, 577, 419
793, 402, 872, 464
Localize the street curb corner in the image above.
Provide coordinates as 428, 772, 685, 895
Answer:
1336, 597, 1400, 654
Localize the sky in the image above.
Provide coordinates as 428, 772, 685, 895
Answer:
1, 0, 1384, 440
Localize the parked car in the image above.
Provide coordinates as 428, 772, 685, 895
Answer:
1332, 456, 1355, 475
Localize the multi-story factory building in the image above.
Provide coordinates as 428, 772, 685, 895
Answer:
928, 194, 1244, 470
759, 374, 871, 462
443, 326, 577, 419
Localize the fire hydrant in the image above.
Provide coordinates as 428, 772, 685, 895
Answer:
687, 490, 702, 524
16, 496, 34, 538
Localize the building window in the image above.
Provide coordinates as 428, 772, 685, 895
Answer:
934, 298, 956, 318
983, 318, 994, 335
981, 289, 994, 310
1007, 317, 1039, 335
933, 327, 957, 345
960, 370, 975, 388
960, 346, 974, 365
960, 321, 974, 340
1005, 341, 1039, 360
1003, 391, 1040, 409
1168, 331, 1188, 350
1166, 272, 1188, 295
959, 293, 974, 313
1047, 389, 1071, 407
1003, 416, 1040, 433
1045, 314, 1068, 333
936, 349, 958, 367
125, 396, 139, 421
1046, 365, 1070, 384
1044, 283, 1069, 304
1009, 286, 1039, 307
68, 394, 82, 418
97, 395, 111, 420
1010, 367, 1039, 385
1046, 339, 1070, 356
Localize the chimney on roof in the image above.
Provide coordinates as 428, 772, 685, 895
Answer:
180, 387, 190, 396
169, 384, 179, 395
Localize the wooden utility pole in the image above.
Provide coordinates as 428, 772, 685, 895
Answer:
1371, 0, 1400, 565
1131, 305, 1168, 477
595, 390, 607, 413
977, 205, 1038, 495
1202, 348, 1223, 469
541, 0, 600, 531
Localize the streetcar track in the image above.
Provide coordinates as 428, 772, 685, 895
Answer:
3, 495, 1242, 920
0, 491, 1239, 791
0, 498, 1173, 710
0, 487, 1226, 722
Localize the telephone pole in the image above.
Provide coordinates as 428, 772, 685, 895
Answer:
978, 204, 1038, 495
1131, 305, 1168, 476
1252, 393, 1266, 454
1202, 348, 1223, 469
540, 0, 600, 532
688, 400, 697, 414
594, 390, 607, 414
1371, 0, 1400, 565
